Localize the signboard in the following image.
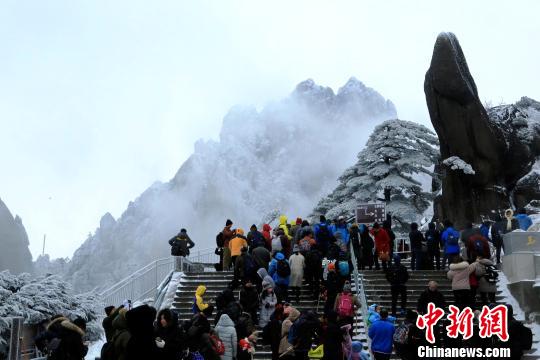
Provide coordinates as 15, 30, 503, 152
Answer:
355, 203, 386, 225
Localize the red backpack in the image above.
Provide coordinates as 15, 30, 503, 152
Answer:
210, 334, 225, 355
337, 293, 354, 317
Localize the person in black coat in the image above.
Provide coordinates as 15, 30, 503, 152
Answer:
125, 305, 160, 360
154, 309, 185, 360
168, 229, 195, 257
323, 311, 343, 360
416, 281, 446, 314
425, 222, 442, 270
240, 279, 260, 324
386, 254, 409, 317
409, 222, 425, 270
185, 306, 213, 352
359, 224, 374, 270
48, 317, 88, 360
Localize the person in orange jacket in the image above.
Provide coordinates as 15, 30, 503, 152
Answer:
229, 228, 248, 265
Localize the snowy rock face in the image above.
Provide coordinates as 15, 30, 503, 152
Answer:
0, 198, 33, 274
425, 32, 540, 227
66, 78, 396, 292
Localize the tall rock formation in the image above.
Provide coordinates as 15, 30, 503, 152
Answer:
425, 32, 540, 226
0, 198, 33, 274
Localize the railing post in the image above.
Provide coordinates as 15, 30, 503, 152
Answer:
8, 317, 23, 360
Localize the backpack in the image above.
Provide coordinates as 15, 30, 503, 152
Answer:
171, 238, 183, 256
191, 351, 204, 360
337, 293, 354, 317
277, 259, 291, 277
251, 232, 266, 249
216, 232, 224, 247
210, 334, 225, 355
272, 237, 283, 251
446, 230, 459, 247
338, 261, 350, 276
473, 237, 485, 257
393, 323, 411, 345
243, 255, 257, 274
483, 264, 499, 284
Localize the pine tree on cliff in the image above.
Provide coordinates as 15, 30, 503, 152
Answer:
314, 119, 439, 228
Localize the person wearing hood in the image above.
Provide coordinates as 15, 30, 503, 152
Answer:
258, 267, 276, 290
46, 317, 88, 360
222, 219, 235, 271
234, 246, 257, 288
447, 256, 476, 309
229, 229, 248, 262
503, 209, 519, 233
278, 215, 292, 239
334, 281, 361, 329
290, 217, 302, 240
252, 244, 271, 270
294, 220, 312, 244
247, 224, 266, 251
351, 341, 370, 360
125, 304, 159, 360
268, 252, 290, 303
441, 220, 461, 268
367, 304, 396, 327
474, 255, 498, 305
278, 307, 301, 357
369, 308, 395, 360
330, 216, 350, 246
214, 314, 237, 360
288, 245, 305, 303
417, 281, 446, 314
349, 223, 362, 268
386, 254, 409, 317
215, 289, 241, 325
154, 308, 185, 360
371, 223, 391, 271
359, 224, 374, 270
259, 282, 277, 328
314, 215, 333, 255
324, 262, 341, 314
515, 208, 533, 231
490, 214, 506, 264
168, 228, 195, 258
194, 285, 210, 313
262, 224, 273, 249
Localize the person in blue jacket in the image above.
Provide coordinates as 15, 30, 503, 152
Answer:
515, 208, 533, 231
330, 216, 350, 246
368, 308, 395, 360
313, 215, 332, 255
268, 252, 290, 302
441, 220, 460, 269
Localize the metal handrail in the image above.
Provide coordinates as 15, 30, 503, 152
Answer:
349, 241, 372, 351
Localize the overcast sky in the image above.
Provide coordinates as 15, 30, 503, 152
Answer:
1, 1, 539, 259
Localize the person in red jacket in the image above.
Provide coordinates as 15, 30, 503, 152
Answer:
370, 223, 391, 271
262, 224, 272, 250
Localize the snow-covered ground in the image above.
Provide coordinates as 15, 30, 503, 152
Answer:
158, 271, 184, 311
86, 337, 105, 360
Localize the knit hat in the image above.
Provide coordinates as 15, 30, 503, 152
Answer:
236, 228, 245, 236
275, 252, 285, 261
296, 217, 302, 225
226, 219, 233, 226
351, 341, 363, 353
293, 245, 300, 253
328, 262, 335, 271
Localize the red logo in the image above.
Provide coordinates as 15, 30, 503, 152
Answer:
416, 303, 509, 343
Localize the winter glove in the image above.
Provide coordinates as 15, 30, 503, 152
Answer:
155, 339, 166, 349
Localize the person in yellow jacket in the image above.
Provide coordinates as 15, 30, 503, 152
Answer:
279, 215, 291, 240
194, 285, 209, 313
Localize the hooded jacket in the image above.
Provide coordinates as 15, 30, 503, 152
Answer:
214, 314, 237, 360
441, 227, 461, 255
252, 246, 271, 270
258, 268, 276, 289
288, 252, 305, 287
369, 317, 395, 354
262, 224, 272, 247
370, 228, 390, 255
268, 252, 290, 286
195, 285, 209, 312
279, 215, 291, 239
259, 289, 277, 328
447, 261, 476, 290
515, 213, 533, 231
278, 307, 301, 354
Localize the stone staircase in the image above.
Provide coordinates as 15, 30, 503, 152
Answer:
171, 270, 369, 359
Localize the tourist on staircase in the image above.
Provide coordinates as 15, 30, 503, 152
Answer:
331, 216, 350, 248
214, 314, 237, 360
304, 245, 322, 300
247, 224, 266, 252
383, 215, 396, 264
263, 303, 284, 360
154, 309, 185, 360
235, 246, 257, 287
409, 222, 425, 271
288, 310, 321, 360
268, 252, 291, 303
240, 279, 259, 325
441, 220, 461, 269
324, 262, 341, 314
259, 282, 277, 328
386, 254, 409, 317
295, 219, 312, 244
393, 310, 424, 360
215, 289, 241, 324
460, 222, 482, 246
322, 310, 343, 360
465, 232, 490, 263
290, 217, 303, 241
474, 254, 498, 305
368, 308, 395, 360
252, 245, 271, 271
359, 224, 374, 270
349, 223, 362, 268
416, 280, 446, 314
334, 281, 361, 331
425, 222, 442, 270
193, 285, 211, 314
490, 215, 506, 265
278, 306, 300, 360
222, 220, 235, 271
262, 223, 273, 250
297, 230, 315, 255
125, 304, 160, 360
168, 228, 195, 270
314, 215, 333, 256
289, 245, 305, 304
230, 229, 248, 287
371, 223, 391, 271
515, 208, 533, 231
278, 215, 292, 240
447, 256, 476, 309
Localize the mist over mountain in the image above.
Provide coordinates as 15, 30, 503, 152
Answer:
65, 78, 396, 292
0, 198, 33, 274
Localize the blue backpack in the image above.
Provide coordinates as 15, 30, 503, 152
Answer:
446, 230, 459, 247
338, 261, 350, 276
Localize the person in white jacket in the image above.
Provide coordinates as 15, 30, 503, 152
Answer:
214, 314, 237, 360
259, 283, 277, 328
288, 245, 305, 303
447, 256, 476, 309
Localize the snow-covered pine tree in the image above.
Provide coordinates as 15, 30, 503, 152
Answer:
314, 119, 439, 230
